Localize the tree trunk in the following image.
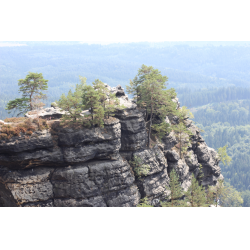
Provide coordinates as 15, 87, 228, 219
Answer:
145, 108, 148, 121
180, 133, 182, 158
148, 102, 153, 148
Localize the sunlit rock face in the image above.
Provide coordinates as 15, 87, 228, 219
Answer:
0, 85, 222, 207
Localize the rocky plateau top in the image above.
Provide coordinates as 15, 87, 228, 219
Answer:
0, 85, 223, 207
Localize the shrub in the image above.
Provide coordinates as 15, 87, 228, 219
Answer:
0, 133, 8, 141
24, 118, 33, 128
0, 117, 47, 141
129, 155, 150, 177
32, 118, 48, 130
26, 131, 33, 136
4, 117, 26, 123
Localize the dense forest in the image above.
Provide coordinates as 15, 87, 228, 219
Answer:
1, 41, 250, 205
177, 86, 250, 109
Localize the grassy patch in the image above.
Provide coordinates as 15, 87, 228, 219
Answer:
0, 117, 49, 141
4, 117, 26, 123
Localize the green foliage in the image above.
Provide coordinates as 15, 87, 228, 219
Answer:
190, 99, 250, 127
5, 97, 30, 117
82, 84, 104, 128
161, 169, 186, 207
220, 182, 243, 207
128, 64, 177, 148
5, 72, 48, 116
104, 93, 124, 119
209, 179, 243, 207
0, 117, 48, 141
92, 79, 109, 110
241, 190, 250, 207
172, 122, 193, 158
137, 197, 153, 207
57, 77, 86, 125
178, 86, 250, 109
217, 145, 232, 166
210, 179, 226, 207
194, 121, 250, 191
184, 174, 208, 207
126, 64, 163, 103
151, 121, 171, 141
177, 106, 194, 122
129, 155, 150, 178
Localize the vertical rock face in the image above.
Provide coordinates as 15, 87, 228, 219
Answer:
0, 85, 222, 207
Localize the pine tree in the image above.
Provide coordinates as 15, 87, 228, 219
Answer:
206, 186, 216, 206
161, 169, 185, 207
172, 122, 193, 158
210, 179, 243, 207
177, 106, 194, 122
138, 67, 175, 147
220, 182, 243, 207
82, 85, 104, 128
126, 64, 153, 103
31, 94, 47, 130
127, 65, 178, 148
217, 145, 232, 165
137, 197, 154, 207
92, 79, 109, 111
184, 174, 208, 207
151, 121, 172, 142
6, 72, 48, 116
129, 155, 150, 178
57, 77, 86, 125
213, 179, 226, 207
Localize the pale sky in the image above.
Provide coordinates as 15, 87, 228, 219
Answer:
0, 41, 250, 47
0, 41, 170, 47
80, 41, 166, 45
0, 43, 27, 47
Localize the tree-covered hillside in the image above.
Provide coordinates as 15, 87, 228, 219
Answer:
177, 86, 250, 109
1, 42, 250, 119
1, 41, 250, 205
179, 98, 250, 192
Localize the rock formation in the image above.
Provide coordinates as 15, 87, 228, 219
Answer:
0, 85, 223, 207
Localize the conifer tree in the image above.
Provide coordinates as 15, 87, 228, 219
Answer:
6, 72, 48, 116
129, 155, 150, 178
184, 174, 208, 207
31, 94, 47, 130
82, 85, 104, 128
217, 145, 232, 166
211, 179, 225, 207
127, 65, 178, 147
137, 197, 154, 207
206, 186, 216, 206
92, 79, 125, 119
161, 169, 185, 207
92, 79, 109, 110
209, 179, 243, 207
151, 121, 172, 141
57, 77, 86, 125
220, 183, 243, 207
138, 67, 175, 147
126, 64, 154, 103
177, 106, 194, 122
172, 122, 193, 158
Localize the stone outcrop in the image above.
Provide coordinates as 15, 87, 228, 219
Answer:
0, 85, 222, 207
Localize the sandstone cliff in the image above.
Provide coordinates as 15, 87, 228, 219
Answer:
0, 85, 223, 207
